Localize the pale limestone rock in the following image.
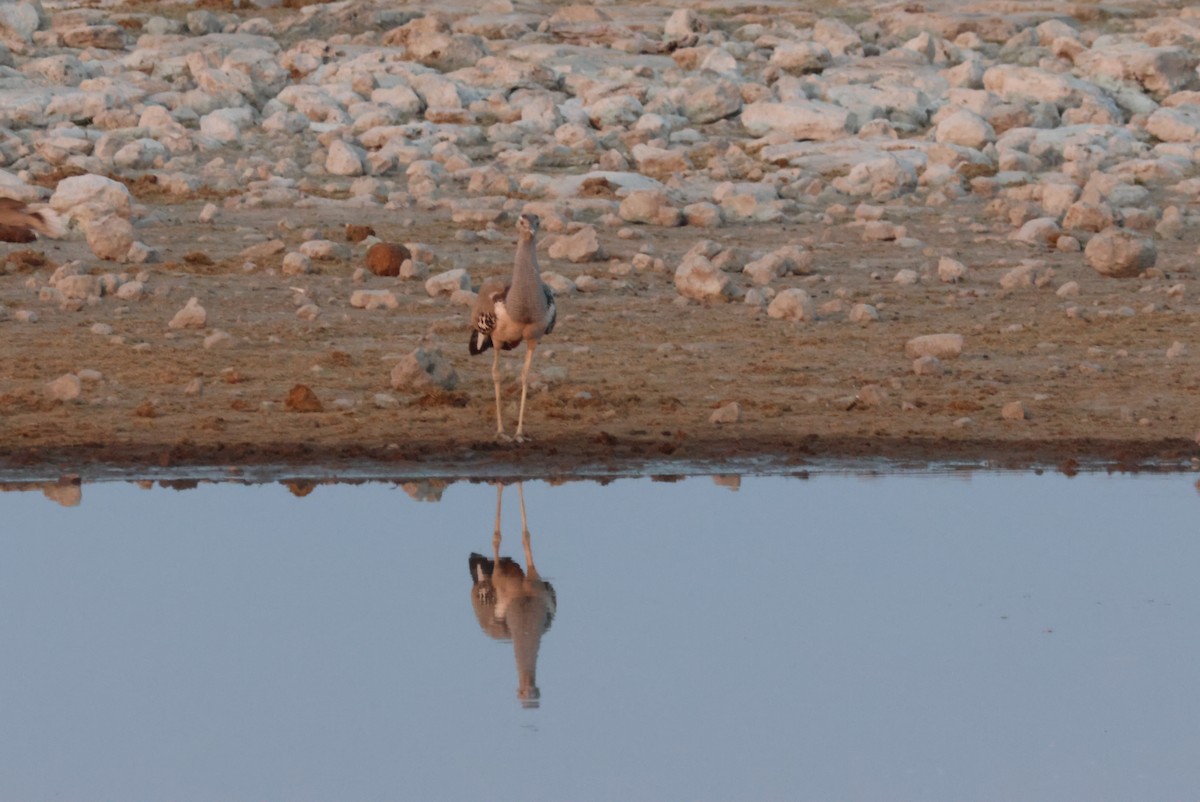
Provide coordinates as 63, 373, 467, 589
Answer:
168, 297, 207, 329
45, 373, 81, 402
350, 289, 399, 310
709, 401, 741, 424
390, 347, 458, 392
741, 100, 856, 140
1001, 400, 1029, 421
85, 214, 135, 261
905, 333, 964, 359
935, 109, 995, 150
770, 42, 831, 74
1085, 228, 1157, 277
938, 257, 967, 283
675, 252, 734, 302
547, 225, 604, 263
425, 268, 470, 296
767, 288, 814, 322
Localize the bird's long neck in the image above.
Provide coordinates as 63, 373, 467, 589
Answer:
507, 234, 546, 323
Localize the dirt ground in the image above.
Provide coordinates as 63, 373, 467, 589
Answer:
2, 190, 1199, 479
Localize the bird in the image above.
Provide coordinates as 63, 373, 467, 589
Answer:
0, 197, 62, 243
469, 482, 556, 708
468, 212, 556, 442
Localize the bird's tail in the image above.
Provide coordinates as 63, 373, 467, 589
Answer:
469, 552, 495, 581
468, 329, 492, 356
0, 204, 65, 239
29, 207, 65, 238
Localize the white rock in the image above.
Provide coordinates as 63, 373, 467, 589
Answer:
1001, 400, 1029, 421
674, 252, 733, 302
326, 140, 365, 176
200, 107, 255, 143
390, 347, 458, 392
1056, 281, 1081, 298
85, 214, 135, 261
1167, 341, 1188, 359
935, 109, 995, 150
938, 257, 967, 282
905, 333, 964, 359
849, 303, 879, 323
299, 240, 350, 261
350, 289, 399, 310
49, 174, 132, 220
1146, 106, 1200, 143
204, 330, 234, 349
893, 269, 919, 285
281, 252, 313, 276
1085, 228, 1157, 277
912, 355, 944, 375
741, 100, 856, 140
1011, 217, 1061, 247
547, 225, 604, 263
115, 280, 144, 301
709, 401, 741, 424
46, 373, 81, 402
168, 297, 207, 329
770, 42, 831, 74
767, 288, 815, 322
425, 268, 470, 297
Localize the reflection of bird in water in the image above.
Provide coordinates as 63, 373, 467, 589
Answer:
469, 482, 556, 708
0, 198, 63, 242
468, 212, 556, 442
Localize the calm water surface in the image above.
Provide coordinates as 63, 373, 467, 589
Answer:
0, 472, 1196, 801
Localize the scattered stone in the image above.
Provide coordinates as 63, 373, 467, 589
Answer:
767, 289, 815, 322
425, 268, 471, 297
350, 289, 399, 310
1167, 341, 1188, 359
1085, 228, 1157, 278
366, 242, 411, 277
709, 401, 741, 424
281, 252, 313, 276
937, 257, 967, 283
285, 384, 324, 412
168, 297, 207, 330
674, 251, 733, 302
849, 303, 879, 323
905, 333, 964, 359
391, 347, 458, 392
547, 225, 604, 263
45, 373, 81, 402
1001, 400, 1029, 421
913, 355, 944, 375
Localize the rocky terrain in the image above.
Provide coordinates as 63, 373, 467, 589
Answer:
2, 0, 1200, 477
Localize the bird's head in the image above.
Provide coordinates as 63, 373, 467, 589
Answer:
517, 212, 540, 241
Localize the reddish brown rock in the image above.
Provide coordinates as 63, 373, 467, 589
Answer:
285, 384, 324, 412
366, 242, 411, 277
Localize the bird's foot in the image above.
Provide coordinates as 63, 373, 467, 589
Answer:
514, 431, 532, 444
496, 431, 513, 443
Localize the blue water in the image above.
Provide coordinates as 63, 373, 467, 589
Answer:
0, 472, 1196, 801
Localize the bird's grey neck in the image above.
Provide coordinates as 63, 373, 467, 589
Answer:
507, 237, 545, 322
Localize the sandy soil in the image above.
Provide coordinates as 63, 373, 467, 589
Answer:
2, 186, 1199, 479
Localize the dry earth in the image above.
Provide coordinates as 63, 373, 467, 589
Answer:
2, 0, 1200, 477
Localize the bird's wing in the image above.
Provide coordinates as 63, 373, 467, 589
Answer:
542, 285, 557, 336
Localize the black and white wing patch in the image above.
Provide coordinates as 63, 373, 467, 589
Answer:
542, 286, 557, 336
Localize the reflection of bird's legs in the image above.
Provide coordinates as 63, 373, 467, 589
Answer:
518, 482, 538, 580
493, 482, 504, 562
514, 340, 537, 443
491, 345, 509, 441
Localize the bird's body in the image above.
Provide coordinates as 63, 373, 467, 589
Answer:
468, 213, 556, 441
0, 197, 62, 243
469, 483, 556, 707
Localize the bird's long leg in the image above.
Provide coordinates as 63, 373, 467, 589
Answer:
493, 483, 504, 562
518, 482, 538, 579
514, 340, 537, 442
491, 343, 509, 440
